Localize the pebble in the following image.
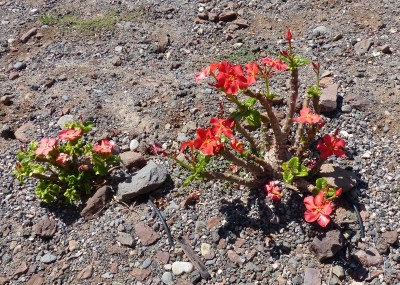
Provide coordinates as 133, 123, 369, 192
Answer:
312, 25, 329, 37
142, 258, 152, 269
117, 232, 135, 247
161, 272, 173, 285
101, 272, 113, 279
171, 261, 193, 275
40, 253, 57, 264
14, 61, 26, 70
332, 265, 345, 280
341, 104, 352, 113
129, 139, 139, 151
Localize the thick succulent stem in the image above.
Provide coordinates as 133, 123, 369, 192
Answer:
309, 158, 326, 177
282, 68, 299, 138
234, 121, 258, 153
221, 150, 265, 176
294, 97, 311, 153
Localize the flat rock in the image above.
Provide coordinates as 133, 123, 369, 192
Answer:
130, 268, 151, 281
40, 253, 56, 264
81, 186, 112, 219
219, 10, 237, 22
317, 164, 358, 192
344, 93, 370, 110
57, 115, 75, 129
227, 250, 245, 265
117, 160, 167, 202
76, 265, 93, 280
354, 38, 372, 55
320, 84, 338, 113
309, 230, 345, 262
117, 232, 135, 247
382, 231, 398, 245
14, 122, 35, 143
13, 261, 28, 277
20, 27, 37, 43
135, 221, 160, 246
32, 218, 57, 238
156, 251, 170, 264
353, 247, 383, 267
26, 273, 44, 285
232, 18, 249, 28
312, 25, 329, 37
162, 272, 173, 285
119, 151, 146, 170
171, 261, 193, 275
304, 268, 321, 285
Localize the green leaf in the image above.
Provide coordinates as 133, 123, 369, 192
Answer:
315, 178, 328, 191
283, 171, 294, 183
306, 85, 322, 98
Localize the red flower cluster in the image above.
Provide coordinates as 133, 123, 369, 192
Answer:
181, 117, 244, 156
264, 181, 282, 202
93, 140, 115, 155
304, 190, 333, 227
260, 57, 288, 72
35, 138, 57, 156
58, 129, 83, 141
316, 134, 346, 159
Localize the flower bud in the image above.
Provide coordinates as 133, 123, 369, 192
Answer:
286, 29, 292, 41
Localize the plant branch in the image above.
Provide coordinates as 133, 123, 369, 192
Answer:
282, 68, 299, 137
221, 149, 265, 176
309, 158, 326, 177
234, 120, 259, 153
203, 171, 264, 188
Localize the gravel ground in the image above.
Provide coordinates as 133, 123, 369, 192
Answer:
0, 0, 399, 284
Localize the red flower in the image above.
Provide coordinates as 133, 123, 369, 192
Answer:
293, 107, 322, 124
260, 57, 288, 72
230, 137, 244, 153
286, 29, 292, 41
56, 153, 71, 165
193, 128, 223, 155
210, 117, 234, 138
264, 181, 282, 202
316, 134, 346, 159
245, 61, 260, 85
180, 140, 195, 153
35, 137, 57, 156
195, 62, 220, 83
304, 190, 333, 227
93, 140, 115, 155
215, 62, 249, 95
58, 129, 83, 141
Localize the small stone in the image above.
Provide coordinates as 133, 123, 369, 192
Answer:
332, 265, 345, 280
1, 254, 11, 265
26, 273, 44, 285
117, 232, 135, 247
13, 61, 26, 70
57, 115, 75, 129
130, 268, 151, 281
318, 164, 358, 192
313, 26, 329, 37
9, 71, 19, 80
379, 44, 391, 54
112, 56, 122, 66
341, 104, 352, 113
115, 46, 123, 53
40, 253, 57, 264
362, 151, 371, 159
227, 250, 244, 265
119, 151, 146, 170
162, 272, 173, 285
20, 27, 37, 43
68, 240, 78, 252
142, 258, 152, 269
354, 39, 372, 55
309, 230, 345, 262
0, 276, 8, 285
81, 186, 112, 219
304, 268, 321, 285
32, 218, 57, 238
14, 122, 35, 142
383, 125, 390, 133
344, 93, 370, 111
171, 261, 193, 275
44, 78, 55, 88
135, 221, 160, 246
13, 261, 28, 277
218, 10, 237, 22
200, 243, 211, 257
353, 248, 383, 267
207, 216, 220, 229
129, 139, 140, 151
0, 95, 13, 105
101, 272, 113, 279
232, 18, 249, 28
156, 251, 170, 264
382, 231, 398, 245
76, 265, 93, 280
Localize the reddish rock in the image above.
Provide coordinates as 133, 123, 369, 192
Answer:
26, 274, 44, 285
134, 222, 160, 246
320, 84, 338, 113
130, 268, 151, 281
304, 268, 321, 285
218, 10, 237, 22
155, 251, 170, 264
354, 248, 383, 267
76, 265, 93, 280
32, 218, 57, 238
227, 250, 244, 265
9, 71, 19, 80
344, 93, 370, 111
14, 122, 35, 143
0, 276, 8, 285
309, 230, 345, 262
13, 261, 28, 277
81, 186, 112, 219
382, 231, 398, 245
110, 262, 119, 274
119, 151, 146, 170
207, 216, 220, 229
20, 27, 38, 43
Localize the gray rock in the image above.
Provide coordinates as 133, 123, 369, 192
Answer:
161, 272, 173, 285
354, 39, 372, 55
304, 268, 321, 285
341, 104, 352, 113
101, 272, 113, 279
353, 248, 383, 267
318, 164, 358, 192
57, 115, 75, 129
2, 254, 11, 265
117, 232, 135, 247
309, 230, 345, 262
81, 186, 112, 219
141, 258, 152, 269
312, 26, 329, 37
117, 160, 167, 202
320, 84, 338, 113
40, 253, 56, 264
13, 61, 26, 70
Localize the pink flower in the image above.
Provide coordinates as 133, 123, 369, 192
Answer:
56, 153, 71, 165
58, 129, 83, 141
35, 137, 57, 156
304, 190, 333, 227
316, 134, 346, 159
93, 140, 115, 155
210, 117, 235, 138
293, 107, 322, 124
264, 181, 282, 202
195, 62, 220, 83
260, 57, 288, 72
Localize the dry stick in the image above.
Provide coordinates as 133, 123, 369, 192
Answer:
203, 172, 263, 188
32, 173, 59, 183
221, 149, 265, 176
234, 121, 258, 153
282, 68, 299, 139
